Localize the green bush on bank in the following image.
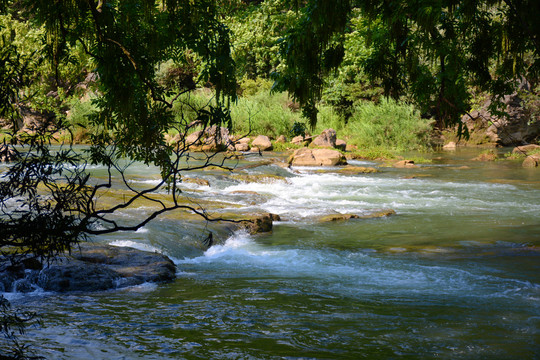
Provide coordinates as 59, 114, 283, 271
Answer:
315, 98, 433, 152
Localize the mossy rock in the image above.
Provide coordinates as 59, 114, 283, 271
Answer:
359, 209, 396, 219
319, 214, 360, 222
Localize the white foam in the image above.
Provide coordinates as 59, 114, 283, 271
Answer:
109, 240, 161, 253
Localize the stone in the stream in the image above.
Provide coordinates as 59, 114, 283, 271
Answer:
522, 155, 540, 168
393, 160, 418, 168
0, 243, 176, 293
289, 148, 347, 167
241, 213, 280, 234
319, 214, 360, 222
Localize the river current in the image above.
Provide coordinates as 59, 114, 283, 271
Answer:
3, 148, 540, 359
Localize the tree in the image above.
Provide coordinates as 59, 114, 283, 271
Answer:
1, 1, 240, 357
272, 0, 540, 130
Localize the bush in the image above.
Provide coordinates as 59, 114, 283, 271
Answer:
345, 98, 433, 152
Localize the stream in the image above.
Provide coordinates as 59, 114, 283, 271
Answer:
3, 148, 540, 359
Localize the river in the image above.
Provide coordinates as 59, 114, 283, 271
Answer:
3, 148, 540, 359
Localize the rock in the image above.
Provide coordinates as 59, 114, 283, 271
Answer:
291, 135, 313, 146
473, 151, 497, 161
241, 213, 279, 234
235, 142, 249, 151
319, 214, 359, 222
443, 141, 457, 150
164, 133, 181, 146
276, 135, 287, 143
312, 128, 337, 148
237, 137, 251, 144
186, 126, 234, 151
394, 160, 418, 168
461, 92, 540, 146
251, 135, 273, 151
335, 139, 347, 151
0, 243, 176, 293
289, 148, 347, 167
38, 262, 120, 292
183, 177, 210, 186
359, 209, 396, 219
0, 144, 17, 162
522, 155, 540, 168
186, 130, 203, 146
512, 144, 540, 155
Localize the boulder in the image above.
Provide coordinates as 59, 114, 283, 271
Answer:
235, 142, 250, 151
393, 160, 418, 168
512, 144, 540, 155
335, 139, 347, 151
289, 148, 347, 167
0, 144, 16, 162
291, 135, 313, 146
186, 125, 234, 151
461, 90, 540, 145
473, 151, 497, 161
241, 213, 280, 234
0, 243, 176, 293
522, 155, 540, 168
38, 262, 120, 292
251, 135, 273, 151
312, 128, 337, 148
443, 141, 457, 150
276, 135, 287, 143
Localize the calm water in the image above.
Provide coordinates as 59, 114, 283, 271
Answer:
4, 148, 540, 359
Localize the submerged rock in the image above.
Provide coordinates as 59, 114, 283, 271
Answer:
393, 160, 418, 168
319, 214, 360, 222
336, 166, 378, 175
359, 209, 396, 219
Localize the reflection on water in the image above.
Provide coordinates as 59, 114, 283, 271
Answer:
6, 149, 540, 359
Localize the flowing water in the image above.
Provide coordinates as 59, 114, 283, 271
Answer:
3, 148, 540, 359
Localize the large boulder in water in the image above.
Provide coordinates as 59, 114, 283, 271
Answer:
522, 155, 540, 168
1, 243, 176, 293
288, 148, 347, 166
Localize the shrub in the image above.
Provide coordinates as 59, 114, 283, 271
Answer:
345, 98, 433, 152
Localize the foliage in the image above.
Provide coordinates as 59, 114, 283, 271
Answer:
273, 0, 540, 130
335, 99, 433, 152
289, 121, 306, 137
225, 0, 298, 79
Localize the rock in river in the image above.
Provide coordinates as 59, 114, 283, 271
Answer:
1, 243, 176, 293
